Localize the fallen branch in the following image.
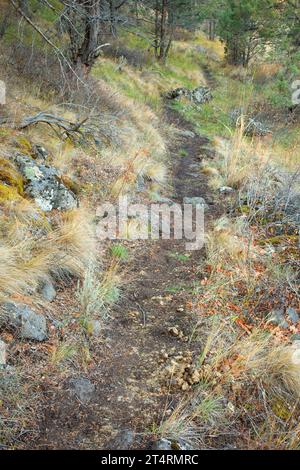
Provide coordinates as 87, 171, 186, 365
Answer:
18, 112, 89, 140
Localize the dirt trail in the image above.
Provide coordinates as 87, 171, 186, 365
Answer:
33, 101, 221, 450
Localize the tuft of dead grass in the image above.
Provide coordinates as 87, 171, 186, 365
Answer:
158, 321, 300, 449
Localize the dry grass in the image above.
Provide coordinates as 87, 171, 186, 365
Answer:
206, 123, 268, 190
0, 365, 42, 448
76, 259, 121, 327
159, 321, 300, 449
252, 63, 283, 84
0, 205, 96, 303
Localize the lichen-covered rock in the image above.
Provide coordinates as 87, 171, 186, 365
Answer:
190, 86, 212, 104
14, 153, 78, 212
1, 302, 47, 341
165, 86, 212, 105
165, 87, 189, 100
245, 118, 270, 137
229, 109, 270, 136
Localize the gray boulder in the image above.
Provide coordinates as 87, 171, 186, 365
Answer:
14, 153, 78, 212
175, 129, 196, 139
1, 302, 47, 341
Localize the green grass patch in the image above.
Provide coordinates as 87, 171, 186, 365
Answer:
169, 252, 191, 262
110, 243, 129, 260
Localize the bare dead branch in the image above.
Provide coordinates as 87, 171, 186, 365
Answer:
18, 112, 89, 140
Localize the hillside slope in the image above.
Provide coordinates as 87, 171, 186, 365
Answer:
1, 24, 300, 450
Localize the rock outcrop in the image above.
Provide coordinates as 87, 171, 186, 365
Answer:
165, 86, 212, 105
230, 109, 271, 136
14, 153, 78, 212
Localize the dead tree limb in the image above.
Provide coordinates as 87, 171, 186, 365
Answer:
18, 112, 89, 140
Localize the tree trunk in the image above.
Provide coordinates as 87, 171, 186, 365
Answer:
154, 0, 160, 58
158, 0, 168, 62
73, 0, 103, 74
208, 19, 215, 41
109, 0, 117, 36
226, 36, 248, 66
0, 12, 10, 39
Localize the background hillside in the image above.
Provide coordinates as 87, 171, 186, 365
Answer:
0, 0, 300, 450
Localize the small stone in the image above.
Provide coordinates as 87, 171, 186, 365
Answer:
168, 327, 179, 337
33, 144, 49, 160
191, 370, 200, 384
151, 438, 173, 450
287, 308, 299, 324
227, 401, 235, 413
68, 377, 95, 404
39, 279, 56, 302
219, 186, 234, 194
190, 86, 213, 105
174, 355, 184, 361
151, 438, 194, 451
160, 352, 169, 360
175, 129, 196, 139
183, 196, 207, 208
0, 80, 6, 105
